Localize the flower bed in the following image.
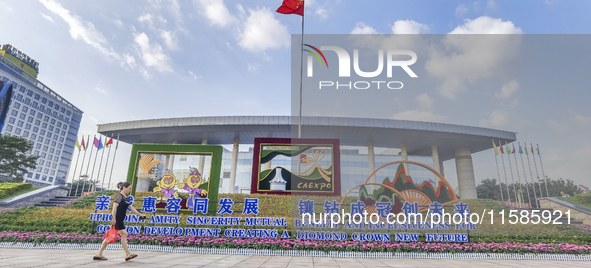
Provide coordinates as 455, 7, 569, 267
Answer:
0, 231, 589, 254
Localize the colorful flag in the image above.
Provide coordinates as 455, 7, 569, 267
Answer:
531, 144, 534, 154
276, 0, 304, 16
519, 144, 523, 154
81, 136, 86, 151
75, 138, 81, 151
492, 140, 499, 155
525, 144, 529, 155
512, 144, 516, 154
105, 136, 113, 148
506, 144, 511, 154
94, 136, 104, 150
86, 136, 90, 151
500, 142, 504, 154
536, 145, 540, 155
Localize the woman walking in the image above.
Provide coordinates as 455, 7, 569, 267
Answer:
94, 182, 145, 261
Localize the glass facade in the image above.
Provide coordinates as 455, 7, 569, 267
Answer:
218, 147, 437, 196
0, 55, 82, 186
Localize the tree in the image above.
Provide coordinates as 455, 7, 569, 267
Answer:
0, 135, 38, 182
476, 178, 502, 200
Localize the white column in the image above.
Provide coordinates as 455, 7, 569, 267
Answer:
228, 139, 239, 193
455, 147, 477, 199
439, 158, 445, 177
368, 141, 376, 185
432, 146, 442, 185
165, 141, 177, 171
198, 139, 207, 173
400, 143, 409, 175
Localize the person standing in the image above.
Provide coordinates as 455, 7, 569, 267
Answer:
94, 182, 145, 261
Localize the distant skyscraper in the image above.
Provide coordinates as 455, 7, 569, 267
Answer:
0, 44, 83, 186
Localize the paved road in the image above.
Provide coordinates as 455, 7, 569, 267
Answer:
0, 248, 589, 267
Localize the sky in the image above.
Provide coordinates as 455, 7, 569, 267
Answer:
1, 0, 590, 191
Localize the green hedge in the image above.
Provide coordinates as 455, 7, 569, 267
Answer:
0, 183, 32, 199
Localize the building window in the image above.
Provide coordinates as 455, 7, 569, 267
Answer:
48, 101, 53, 107
25, 124, 31, 130
49, 126, 53, 131
8, 117, 15, 124
16, 94, 23, 101
15, 128, 21, 135
43, 146, 48, 152
36, 113, 42, 119
23, 131, 29, 138
31, 134, 37, 140
36, 144, 41, 149
42, 98, 47, 104
22, 106, 28, 113
49, 148, 54, 154
55, 104, 60, 111
5, 125, 11, 132
32, 101, 38, 108
44, 116, 49, 122
26, 89, 33, 96
24, 98, 30, 105
66, 111, 71, 116
27, 117, 33, 123
13, 103, 20, 109
38, 137, 43, 142
39, 105, 44, 111
51, 119, 55, 124
11, 110, 17, 116
42, 123, 47, 128
17, 121, 24, 127
19, 113, 26, 120
40, 130, 45, 135
35, 174, 40, 180
29, 110, 35, 116
34, 120, 40, 126
51, 141, 56, 146
34, 94, 40, 100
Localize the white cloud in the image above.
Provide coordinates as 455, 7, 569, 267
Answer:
547, 119, 572, 134
416, 93, 434, 110
39, 12, 54, 22
95, 86, 107, 95
114, 19, 123, 28
138, 13, 154, 28
391, 110, 448, 123
195, 0, 236, 27
495, 81, 519, 98
449, 16, 523, 34
134, 32, 173, 73
188, 71, 202, 80
39, 0, 134, 68
479, 110, 509, 129
455, 4, 468, 17
316, 8, 328, 20
391, 20, 429, 34
238, 8, 289, 52
391, 94, 448, 123
247, 63, 261, 72
571, 112, 591, 129
168, 0, 182, 22
425, 16, 523, 98
351, 22, 378, 34
159, 30, 179, 50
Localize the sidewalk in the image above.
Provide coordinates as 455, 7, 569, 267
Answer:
0, 248, 589, 267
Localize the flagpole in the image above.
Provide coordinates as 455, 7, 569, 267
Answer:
93, 135, 107, 192
531, 143, 543, 197
525, 144, 539, 207
68, 136, 83, 196
512, 144, 525, 207
82, 135, 97, 195
499, 140, 511, 203
298, 6, 305, 139
518, 142, 534, 208
505, 142, 518, 205
100, 134, 113, 190
493, 140, 504, 202
74, 136, 90, 197
107, 133, 120, 190
537, 144, 549, 197
89, 135, 102, 192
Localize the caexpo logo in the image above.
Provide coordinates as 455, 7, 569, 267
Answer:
304, 44, 417, 90
137, 154, 163, 178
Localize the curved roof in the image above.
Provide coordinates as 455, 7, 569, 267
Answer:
97, 116, 516, 161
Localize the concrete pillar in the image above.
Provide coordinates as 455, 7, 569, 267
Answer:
228, 139, 239, 193
368, 141, 376, 185
439, 158, 445, 177
432, 146, 442, 185
165, 141, 178, 171
198, 139, 207, 174
400, 143, 409, 175
455, 147, 477, 199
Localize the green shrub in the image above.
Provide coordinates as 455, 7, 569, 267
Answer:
0, 183, 32, 198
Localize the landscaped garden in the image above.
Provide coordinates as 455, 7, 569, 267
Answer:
1, 191, 590, 254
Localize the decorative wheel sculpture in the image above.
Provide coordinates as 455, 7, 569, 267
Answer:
400, 190, 432, 207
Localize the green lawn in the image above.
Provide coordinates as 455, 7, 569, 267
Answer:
557, 194, 591, 210
0, 186, 44, 201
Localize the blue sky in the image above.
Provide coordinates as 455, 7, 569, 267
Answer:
1, 0, 590, 191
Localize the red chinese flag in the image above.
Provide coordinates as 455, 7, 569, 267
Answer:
277, 0, 304, 16
106, 136, 113, 147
